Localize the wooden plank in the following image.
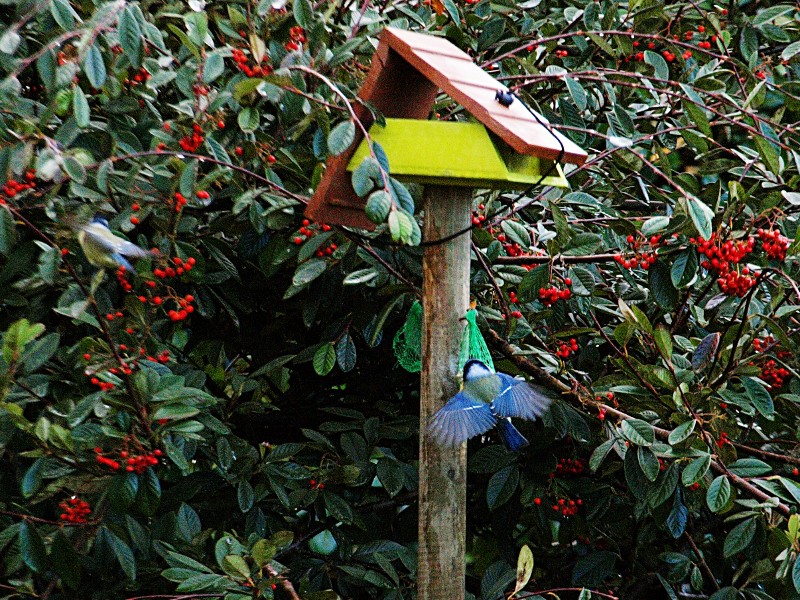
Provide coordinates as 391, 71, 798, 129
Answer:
383, 28, 588, 164
418, 185, 471, 600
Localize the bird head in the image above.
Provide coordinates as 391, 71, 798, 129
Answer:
91, 214, 110, 228
462, 359, 494, 382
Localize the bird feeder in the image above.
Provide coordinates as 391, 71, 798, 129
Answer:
305, 27, 587, 229
304, 27, 587, 600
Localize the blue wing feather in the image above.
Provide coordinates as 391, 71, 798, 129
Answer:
428, 392, 496, 447
492, 374, 554, 420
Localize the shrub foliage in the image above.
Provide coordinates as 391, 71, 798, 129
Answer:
1, 0, 800, 599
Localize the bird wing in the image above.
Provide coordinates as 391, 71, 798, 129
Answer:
80, 223, 150, 257
428, 392, 497, 447
491, 374, 554, 420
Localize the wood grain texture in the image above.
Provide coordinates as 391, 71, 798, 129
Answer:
418, 186, 471, 600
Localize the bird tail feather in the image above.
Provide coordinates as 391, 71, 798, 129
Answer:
496, 419, 529, 452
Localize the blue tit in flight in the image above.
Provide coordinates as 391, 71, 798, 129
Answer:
77, 215, 152, 274
428, 359, 554, 452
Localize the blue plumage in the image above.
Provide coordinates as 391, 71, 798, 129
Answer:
77, 214, 152, 274
428, 359, 554, 451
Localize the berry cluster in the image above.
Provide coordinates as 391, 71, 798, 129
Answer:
556, 338, 579, 359
692, 234, 754, 273
59, 497, 91, 524
179, 123, 205, 152
152, 256, 197, 279
716, 431, 731, 448
123, 67, 151, 87
0, 171, 37, 202
761, 359, 790, 389
116, 265, 134, 292
293, 219, 332, 245
554, 49, 569, 58
717, 268, 758, 297
170, 192, 188, 213
308, 478, 325, 490
752, 335, 775, 352
614, 234, 661, 270
550, 497, 582, 517
552, 457, 586, 477
495, 232, 527, 257
538, 282, 572, 307
471, 203, 488, 227
757, 228, 789, 261
89, 375, 116, 391
231, 47, 273, 78
285, 26, 307, 51
139, 289, 196, 322
688, 482, 701, 491
94, 446, 162, 473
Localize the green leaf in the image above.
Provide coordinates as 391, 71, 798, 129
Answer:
649, 260, 678, 309
670, 248, 699, 289
238, 107, 260, 133
336, 333, 356, 372
119, 7, 143, 69
742, 376, 774, 418
706, 475, 732, 513
203, 51, 225, 83
237, 481, 254, 512
293, 0, 313, 28
589, 439, 615, 472
177, 503, 201, 542
638, 446, 660, 481
687, 198, 713, 239
565, 78, 587, 111
620, 419, 655, 446
308, 530, 337, 555
328, 120, 356, 156
152, 404, 201, 420
365, 190, 392, 224
293, 258, 327, 287
501, 220, 531, 249
313, 342, 336, 376
0, 207, 16, 255
682, 454, 710, 486
106, 529, 137, 580
728, 458, 771, 477
654, 325, 673, 362
723, 517, 757, 558
486, 465, 519, 510
513, 545, 534, 597
793, 554, 800, 593
73, 85, 90, 127
668, 420, 695, 445
692, 333, 720, 371
644, 50, 668, 80
83, 43, 106, 88
21, 458, 45, 497
109, 472, 139, 512
666, 488, 687, 538
19, 521, 47, 573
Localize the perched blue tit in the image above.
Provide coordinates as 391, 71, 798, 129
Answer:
77, 215, 152, 274
428, 359, 554, 452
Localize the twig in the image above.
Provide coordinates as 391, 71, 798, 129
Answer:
684, 532, 720, 591
263, 564, 301, 600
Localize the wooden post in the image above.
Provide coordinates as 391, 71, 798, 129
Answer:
419, 185, 471, 600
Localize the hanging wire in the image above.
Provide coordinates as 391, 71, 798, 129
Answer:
420, 90, 567, 247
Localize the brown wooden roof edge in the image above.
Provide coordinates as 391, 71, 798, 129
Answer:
381, 27, 588, 166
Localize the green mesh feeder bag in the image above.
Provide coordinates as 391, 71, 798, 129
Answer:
393, 300, 423, 372
458, 309, 495, 372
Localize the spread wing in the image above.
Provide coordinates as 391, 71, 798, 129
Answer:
428, 392, 496, 447
80, 223, 150, 257
491, 374, 554, 420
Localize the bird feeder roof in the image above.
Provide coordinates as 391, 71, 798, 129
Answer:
305, 27, 588, 229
